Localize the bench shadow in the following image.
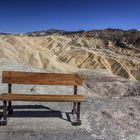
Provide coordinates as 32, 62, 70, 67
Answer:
0, 105, 72, 123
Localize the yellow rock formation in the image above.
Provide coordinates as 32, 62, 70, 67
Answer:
0, 35, 140, 80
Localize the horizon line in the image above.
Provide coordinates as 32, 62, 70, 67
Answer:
0, 28, 140, 34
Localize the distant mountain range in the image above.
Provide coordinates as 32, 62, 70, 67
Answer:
19, 28, 140, 49
0, 32, 12, 35
2, 28, 137, 50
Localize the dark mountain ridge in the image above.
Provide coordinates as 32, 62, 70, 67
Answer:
0, 32, 12, 35
22, 28, 140, 49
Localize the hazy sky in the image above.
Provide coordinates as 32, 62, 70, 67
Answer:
0, 0, 140, 33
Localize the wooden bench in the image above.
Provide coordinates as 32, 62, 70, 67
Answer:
0, 71, 86, 126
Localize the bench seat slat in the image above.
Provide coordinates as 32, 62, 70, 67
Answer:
0, 93, 86, 102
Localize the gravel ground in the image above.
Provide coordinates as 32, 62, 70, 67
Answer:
0, 65, 140, 140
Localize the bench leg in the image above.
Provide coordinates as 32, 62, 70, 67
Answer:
76, 102, 81, 125
72, 102, 77, 114
1, 101, 7, 126
72, 102, 81, 126
8, 101, 13, 114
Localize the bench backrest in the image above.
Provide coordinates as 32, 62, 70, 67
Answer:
2, 71, 83, 86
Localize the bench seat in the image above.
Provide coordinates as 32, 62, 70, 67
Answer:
0, 93, 86, 102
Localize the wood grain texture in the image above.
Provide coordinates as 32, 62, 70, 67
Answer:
2, 71, 83, 85
0, 93, 86, 102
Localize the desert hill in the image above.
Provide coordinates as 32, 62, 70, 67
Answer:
0, 29, 140, 80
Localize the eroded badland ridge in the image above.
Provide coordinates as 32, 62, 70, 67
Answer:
0, 28, 140, 80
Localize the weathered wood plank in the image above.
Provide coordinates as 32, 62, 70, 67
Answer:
2, 71, 83, 85
0, 93, 86, 102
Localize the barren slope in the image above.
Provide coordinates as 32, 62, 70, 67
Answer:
0, 63, 140, 140
0, 34, 140, 80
